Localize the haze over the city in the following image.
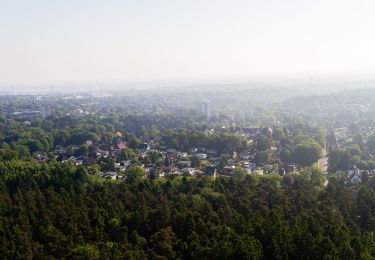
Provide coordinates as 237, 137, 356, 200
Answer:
1, 0, 375, 85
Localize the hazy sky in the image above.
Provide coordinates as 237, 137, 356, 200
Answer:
1, 0, 375, 84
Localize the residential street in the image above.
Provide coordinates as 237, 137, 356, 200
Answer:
318, 148, 328, 173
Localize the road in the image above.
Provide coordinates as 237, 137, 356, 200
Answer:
318, 148, 328, 173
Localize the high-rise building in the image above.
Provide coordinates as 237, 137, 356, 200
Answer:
201, 102, 211, 119
244, 110, 254, 122
40, 104, 52, 119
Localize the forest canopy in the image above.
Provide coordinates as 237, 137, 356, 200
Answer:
0, 161, 374, 259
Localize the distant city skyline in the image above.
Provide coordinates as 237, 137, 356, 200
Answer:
1, 0, 375, 84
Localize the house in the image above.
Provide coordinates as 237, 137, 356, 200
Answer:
170, 167, 182, 176
167, 149, 177, 154
262, 127, 273, 137
223, 165, 236, 175
194, 169, 204, 176
82, 157, 97, 167
209, 157, 221, 166
102, 171, 118, 180
35, 153, 51, 163
182, 167, 196, 176
244, 167, 252, 174
249, 153, 257, 159
249, 163, 257, 169
145, 164, 155, 169
278, 168, 286, 176
114, 141, 126, 150
176, 161, 191, 168
68, 156, 83, 165
285, 164, 297, 173
96, 149, 109, 158
56, 154, 68, 163
252, 169, 264, 175
191, 147, 206, 153
153, 170, 165, 179
204, 166, 217, 178
140, 152, 148, 160
207, 149, 218, 155
69, 108, 89, 117
349, 172, 361, 184
114, 163, 127, 171
120, 160, 132, 168
177, 152, 188, 159
239, 153, 251, 160
138, 143, 150, 151
264, 164, 274, 171
195, 153, 207, 160
191, 147, 199, 153
348, 165, 361, 184
242, 162, 253, 174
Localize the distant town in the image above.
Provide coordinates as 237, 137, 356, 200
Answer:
2, 87, 375, 188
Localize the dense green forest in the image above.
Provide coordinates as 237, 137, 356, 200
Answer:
1, 161, 374, 259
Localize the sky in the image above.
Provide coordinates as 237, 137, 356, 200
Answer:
1, 0, 375, 85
